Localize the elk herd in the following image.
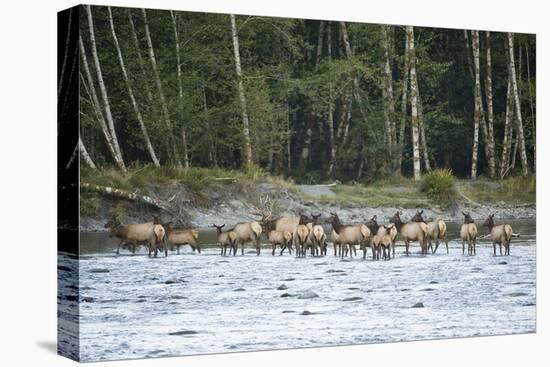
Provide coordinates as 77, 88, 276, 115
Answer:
104, 208, 517, 259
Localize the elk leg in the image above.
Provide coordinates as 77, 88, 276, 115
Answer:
462, 240, 465, 255
405, 240, 409, 256
116, 240, 125, 255
499, 243, 502, 255
445, 238, 449, 254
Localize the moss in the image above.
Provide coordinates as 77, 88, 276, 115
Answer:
459, 176, 535, 204
111, 201, 134, 220
325, 182, 429, 208
80, 195, 99, 216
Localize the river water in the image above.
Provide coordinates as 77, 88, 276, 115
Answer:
59, 219, 536, 362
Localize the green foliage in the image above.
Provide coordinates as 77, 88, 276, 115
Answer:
80, 194, 99, 216
78, 5, 536, 182
420, 169, 455, 207
463, 176, 535, 204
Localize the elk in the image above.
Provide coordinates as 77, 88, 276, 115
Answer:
104, 215, 165, 255
460, 212, 478, 255
148, 221, 167, 257
233, 220, 263, 256
483, 214, 513, 256
326, 212, 370, 259
389, 212, 428, 255
370, 235, 381, 260
165, 222, 200, 254
305, 213, 327, 257
380, 234, 393, 260
212, 224, 238, 256
366, 215, 398, 257
258, 194, 300, 234
260, 218, 293, 256
331, 230, 342, 257
293, 214, 312, 257
411, 210, 449, 254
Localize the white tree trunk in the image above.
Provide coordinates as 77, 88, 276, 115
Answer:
85, 5, 126, 172
79, 43, 118, 165
340, 22, 369, 127
507, 33, 529, 176
418, 93, 431, 171
500, 78, 514, 178
483, 31, 496, 178
127, 10, 155, 105
108, 7, 160, 167
327, 23, 336, 178
398, 31, 410, 175
381, 25, 395, 147
171, 11, 190, 168
142, 9, 181, 166
525, 44, 535, 172
76, 137, 96, 169
469, 30, 480, 179
407, 26, 421, 181
230, 14, 253, 169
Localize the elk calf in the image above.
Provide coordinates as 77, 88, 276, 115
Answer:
460, 212, 478, 255
261, 218, 293, 255
166, 223, 200, 254
293, 214, 312, 257
366, 215, 398, 257
213, 224, 238, 256
483, 214, 513, 256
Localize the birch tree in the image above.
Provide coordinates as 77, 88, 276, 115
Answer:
230, 14, 253, 169
483, 31, 496, 178
84, 5, 126, 172
507, 32, 529, 176
469, 30, 481, 179
525, 44, 535, 171
397, 30, 410, 174
340, 22, 369, 127
418, 94, 431, 171
500, 78, 514, 178
127, 10, 155, 106
142, 8, 180, 166
171, 11, 190, 168
381, 25, 395, 147
108, 7, 160, 167
299, 21, 325, 172
407, 26, 421, 180
326, 22, 337, 178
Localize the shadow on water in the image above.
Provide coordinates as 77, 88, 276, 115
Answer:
36, 340, 57, 354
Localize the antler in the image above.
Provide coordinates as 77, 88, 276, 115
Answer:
259, 194, 275, 220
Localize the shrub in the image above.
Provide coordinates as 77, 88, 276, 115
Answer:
420, 169, 455, 207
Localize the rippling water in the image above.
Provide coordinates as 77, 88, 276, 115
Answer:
59, 220, 536, 362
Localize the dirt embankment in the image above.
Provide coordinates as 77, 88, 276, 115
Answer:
80, 179, 535, 231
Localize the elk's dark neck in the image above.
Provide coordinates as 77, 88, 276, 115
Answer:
393, 218, 403, 231
331, 216, 343, 234
265, 219, 277, 232
113, 225, 127, 239
368, 222, 379, 234
485, 221, 495, 230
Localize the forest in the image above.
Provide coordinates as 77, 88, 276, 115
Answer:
64, 5, 536, 183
